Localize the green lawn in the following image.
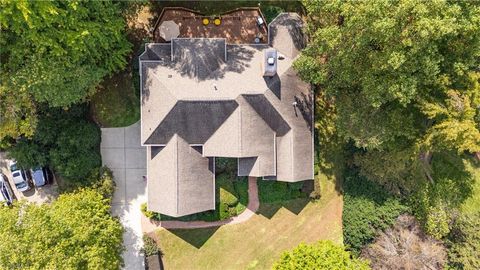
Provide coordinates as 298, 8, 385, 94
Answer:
153, 176, 342, 270
90, 71, 140, 127
460, 162, 480, 215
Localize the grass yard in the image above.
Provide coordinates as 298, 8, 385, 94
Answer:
153, 176, 342, 270
90, 72, 140, 127
460, 162, 480, 215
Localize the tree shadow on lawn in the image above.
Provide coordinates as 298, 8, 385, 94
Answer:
165, 226, 220, 249
257, 198, 310, 219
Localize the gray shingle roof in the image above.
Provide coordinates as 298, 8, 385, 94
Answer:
144, 100, 239, 145
242, 94, 291, 136
140, 12, 313, 217
147, 135, 215, 217
172, 38, 226, 80
139, 44, 171, 61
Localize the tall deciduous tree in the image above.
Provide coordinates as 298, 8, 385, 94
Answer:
0, 0, 131, 139
0, 188, 123, 269
298, 0, 480, 189
7, 105, 101, 183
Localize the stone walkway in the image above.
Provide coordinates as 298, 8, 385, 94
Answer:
101, 122, 146, 270
142, 177, 259, 232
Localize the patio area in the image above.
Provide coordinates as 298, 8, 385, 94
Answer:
153, 7, 268, 44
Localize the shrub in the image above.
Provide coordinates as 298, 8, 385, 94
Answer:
343, 172, 409, 253
258, 180, 308, 203
446, 212, 480, 270
425, 205, 450, 239
273, 241, 370, 270
262, 6, 284, 23
50, 120, 101, 180
143, 235, 160, 257
215, 157, 237, 175
91, 167, 116, 199
141, 203, 155, 219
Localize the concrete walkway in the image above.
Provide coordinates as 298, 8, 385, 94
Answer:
101, 122, 146, 270
142, 177, 259, 232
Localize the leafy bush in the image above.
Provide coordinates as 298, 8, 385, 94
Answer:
262, 5, 284, 23
215, 157, 237, 175
91, 167, 116, 199
258, 180, 308, 203
343, 172, 409, 253
49, 120, 101, 180
446, 212, 480, 270
143, 235, 160, 257
6, 139, 47, 169
273, 241, 370, 270
425, 205, 450, 239
141, 203, 155, 219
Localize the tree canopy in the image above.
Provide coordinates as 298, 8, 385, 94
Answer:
0, 188, 123, 269
7, 105, 101, 184
0, 0, 131, 139
298, 0, 480, 152
299, 0, 480, 247
272, 241, 370, 270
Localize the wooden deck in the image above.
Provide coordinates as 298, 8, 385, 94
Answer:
153, 7, 268, 44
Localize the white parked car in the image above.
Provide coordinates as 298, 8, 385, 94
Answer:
0, 173, 15, 205
9, 161, 30, 192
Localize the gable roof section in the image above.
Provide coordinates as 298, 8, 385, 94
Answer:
236, 95, 276, 176
147, 135, 215, 217
144, 100, 239, 145
242, 94, 291, 136
203, 108, 241, 157
141, 65, 178, 144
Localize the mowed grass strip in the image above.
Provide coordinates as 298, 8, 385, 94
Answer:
460, 162, 480, 215
153, 178, 343, 270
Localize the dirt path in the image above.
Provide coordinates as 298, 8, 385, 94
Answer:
142, 177, 259, 232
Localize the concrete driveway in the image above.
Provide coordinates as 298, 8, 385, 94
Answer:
101, 121, 146, 270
